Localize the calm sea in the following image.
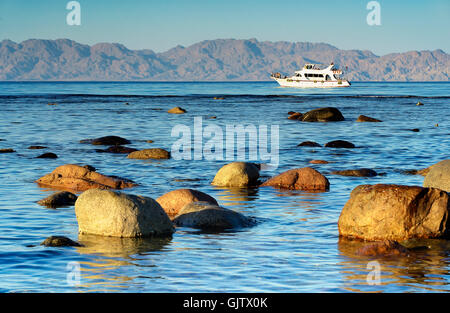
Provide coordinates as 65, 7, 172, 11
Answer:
0, 81, 449, 293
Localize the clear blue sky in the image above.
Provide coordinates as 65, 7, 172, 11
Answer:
0, 0, 448, 55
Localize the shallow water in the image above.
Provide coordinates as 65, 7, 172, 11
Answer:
0, 81, 449, 293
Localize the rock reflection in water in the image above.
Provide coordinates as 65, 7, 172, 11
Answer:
213, 187, 259, 207
337, 238, 450, 292
74, 234, 172, 291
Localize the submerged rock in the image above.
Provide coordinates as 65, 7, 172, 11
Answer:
37, 191, 78, 208
301, 107, 345, 122
35, 164, 137, 192
331, 169, 377, 177
298, 141, 321, 147
355, 240, 410, 257
338, 184, 450, 241
127, 148, 171, 159
423, 159, 450, 192
0, 148, 15, 153
41, 236, 82, 247
173, 201, 254, 230
156, 189, 218, 219
324, 140, 356, 148
309, 160, 329, 164
96, 145, 138, 154
168, 107, 186, 114
75, 189, 174, 237
36, 152, 58, 159
288, 112, 303, 120
261, 167, 330, 191
211, 162, 260, 187
356, 115, 382, 122
80, 136, 131, 146
28, 145, 47, 150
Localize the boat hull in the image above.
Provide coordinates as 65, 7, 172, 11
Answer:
272, 78, 350, 88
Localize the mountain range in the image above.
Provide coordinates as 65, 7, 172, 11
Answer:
0, 38, 448, 81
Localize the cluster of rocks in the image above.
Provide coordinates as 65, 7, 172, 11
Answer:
31, 105, 449, 257
287, 107, 381, 123
80, 135, 172, 160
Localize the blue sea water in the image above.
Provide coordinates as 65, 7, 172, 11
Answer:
0, 81, 449, 293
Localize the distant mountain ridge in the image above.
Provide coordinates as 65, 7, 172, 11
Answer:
0, 38, 448, 81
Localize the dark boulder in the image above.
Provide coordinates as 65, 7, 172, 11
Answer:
37, 191, 78, 208
41, 236, 82, 247
325, 140, 355, 148
80, 136, 131, 146
301, 107, 345, 122
297, 141, 321, 147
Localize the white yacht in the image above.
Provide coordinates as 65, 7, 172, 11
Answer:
271, 63, 350, 88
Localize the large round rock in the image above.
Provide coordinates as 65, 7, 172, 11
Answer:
423, 159, 450, 192
338, 184, 450, 241
261, 167, 330, 191
156, 189, 218, 219
301, 107, 344, 122
173, 201, 254, 230
211, 162, 260, 187
75, 189, 174, 237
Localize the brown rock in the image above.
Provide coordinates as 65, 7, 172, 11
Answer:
96, 146, 138, 154
309, 160, 329, 164
298, 141, 321, 147
356, 115, 382, 122
331, 169, 377, 177
157, 189, 218, 219
80, 136, 130, 146
28, 145, 47, 150
37, 191, 78, 208
325, 140, 355, 148
35, 164, 137, 192
36, 152, 58, 159
41, 236, 82, 247
168, 107, 186, 114
288, 112, 303, 120
301, 107, 344, 122
261, 167, 330, 191
338, 184, 450, 241
127, 148, 171, 159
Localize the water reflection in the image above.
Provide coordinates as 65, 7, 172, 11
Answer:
337, 238, 450, 292
213, 186, 259, 206
74, 234, 172, 291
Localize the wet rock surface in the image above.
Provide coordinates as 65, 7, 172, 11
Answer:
37, 191, 78, 208
35, 164, 137, 192
75, 189, 174, 237
127, 148, 171, 159
173, 201, 255, 231
301, 107, 345, 122
157, 189, 218, 219
338, 184, 450, 241
261, 167, 330, 191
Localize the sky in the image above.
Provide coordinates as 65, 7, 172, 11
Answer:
0, 0, 449, 56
